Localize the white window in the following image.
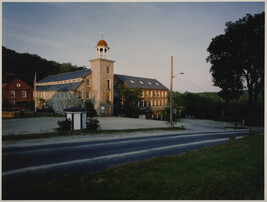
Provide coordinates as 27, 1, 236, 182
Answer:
165, 91, 168, 97
158, 100, 160, 106
10, 91, 15, 98
155, 82, 159, 86
139, 81, 144, 84
154, 100, 157, 106
161, 91, 164, 97
146, 91, 149, 97
86, 79, 91, 87
130, 80, 135, 84
158, 91, 160, 97
10, 100, 15, 105
22, 91, 27, 98
141, 90, 144, 97
148, 82, 152, 85
150, 91, 153, 97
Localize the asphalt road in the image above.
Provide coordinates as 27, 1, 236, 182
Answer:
2, 129, 256, 198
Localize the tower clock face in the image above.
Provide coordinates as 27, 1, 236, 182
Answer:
16, 83, 21, 87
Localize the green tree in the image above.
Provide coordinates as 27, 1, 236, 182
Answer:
117, 85, 142, 118
2, 47, 86, 86
85, 100, 97, 117
206, 12, 264, 104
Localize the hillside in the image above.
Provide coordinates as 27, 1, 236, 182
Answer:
2, 46, 86, 86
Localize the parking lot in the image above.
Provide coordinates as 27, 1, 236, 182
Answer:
1, 116, 242, 136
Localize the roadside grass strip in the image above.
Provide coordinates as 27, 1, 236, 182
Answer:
5, 133, 264, 200
2, 127, 185, 141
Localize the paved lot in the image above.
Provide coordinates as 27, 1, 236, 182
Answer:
2, 116, 243, 136
2, 117, 65, 135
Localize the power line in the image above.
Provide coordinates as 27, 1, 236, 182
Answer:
174, 77, 207, 92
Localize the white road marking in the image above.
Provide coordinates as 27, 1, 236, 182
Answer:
3, 137, 231, 176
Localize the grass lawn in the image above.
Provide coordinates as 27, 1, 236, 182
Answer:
5, 134, 264, 200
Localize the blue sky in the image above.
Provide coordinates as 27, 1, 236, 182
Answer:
2, 2, 264, 92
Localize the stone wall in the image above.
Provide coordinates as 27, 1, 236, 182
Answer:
90, 58, 115, 115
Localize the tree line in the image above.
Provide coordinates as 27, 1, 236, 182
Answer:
162, 91, 263, 126
2, 46, 86, 86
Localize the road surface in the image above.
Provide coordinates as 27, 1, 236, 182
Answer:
2, 129, 258, 199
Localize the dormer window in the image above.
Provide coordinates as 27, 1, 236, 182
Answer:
155, 82, 159, 85
130, 80, 134, 83
148, 82, 152, 85
139, 81, 144, 84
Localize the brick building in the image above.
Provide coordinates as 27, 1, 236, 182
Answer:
2, 78, 33, 110
114, 74, 168, 118
35, 39, 168, 117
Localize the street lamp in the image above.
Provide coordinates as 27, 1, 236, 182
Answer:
170, 56, 184, 128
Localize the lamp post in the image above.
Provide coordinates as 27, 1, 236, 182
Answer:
170, 56, 184, 128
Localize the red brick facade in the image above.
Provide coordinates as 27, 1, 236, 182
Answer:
2, 78, 33, 110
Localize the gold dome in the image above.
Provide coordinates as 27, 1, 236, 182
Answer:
97, 40, 108, 47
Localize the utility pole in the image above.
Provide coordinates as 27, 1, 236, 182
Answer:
170, 56, 173, 128
34, 72, 37, 116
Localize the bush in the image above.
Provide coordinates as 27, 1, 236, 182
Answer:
87, 118, 100, 130
85, 100, 97, 117
57, 118, 72, 131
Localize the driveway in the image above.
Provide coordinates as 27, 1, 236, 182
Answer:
1, 116, 256, 136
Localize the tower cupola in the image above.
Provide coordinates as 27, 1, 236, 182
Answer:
96, 39, 109, 59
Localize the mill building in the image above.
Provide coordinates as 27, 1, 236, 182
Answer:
35, 39, 169, 118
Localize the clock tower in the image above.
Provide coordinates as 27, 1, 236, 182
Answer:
90, 39, 115, 115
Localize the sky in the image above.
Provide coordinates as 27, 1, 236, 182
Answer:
2, 1, 265, 93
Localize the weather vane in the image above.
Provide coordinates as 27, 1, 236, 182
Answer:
99, 31, 104, 40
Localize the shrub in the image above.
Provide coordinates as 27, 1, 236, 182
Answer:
85, 100, 97, 117
57, 118, 72, 131
87, 118, 100, 130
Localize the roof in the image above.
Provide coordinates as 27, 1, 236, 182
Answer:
5, 78, 32, 89
115, 74, 168, 90
37, 69, 91, 83
97, 40, 108, 47
64, 107, 88, 112
36, 82, 82, 91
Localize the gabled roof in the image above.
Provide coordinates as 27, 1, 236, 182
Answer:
115, 74, 168, 90
37, 69, 91, 83
5, 78, 32, 89
36, 82, 82, 91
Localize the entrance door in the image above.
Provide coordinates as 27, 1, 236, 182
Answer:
106, 105, 111, 116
